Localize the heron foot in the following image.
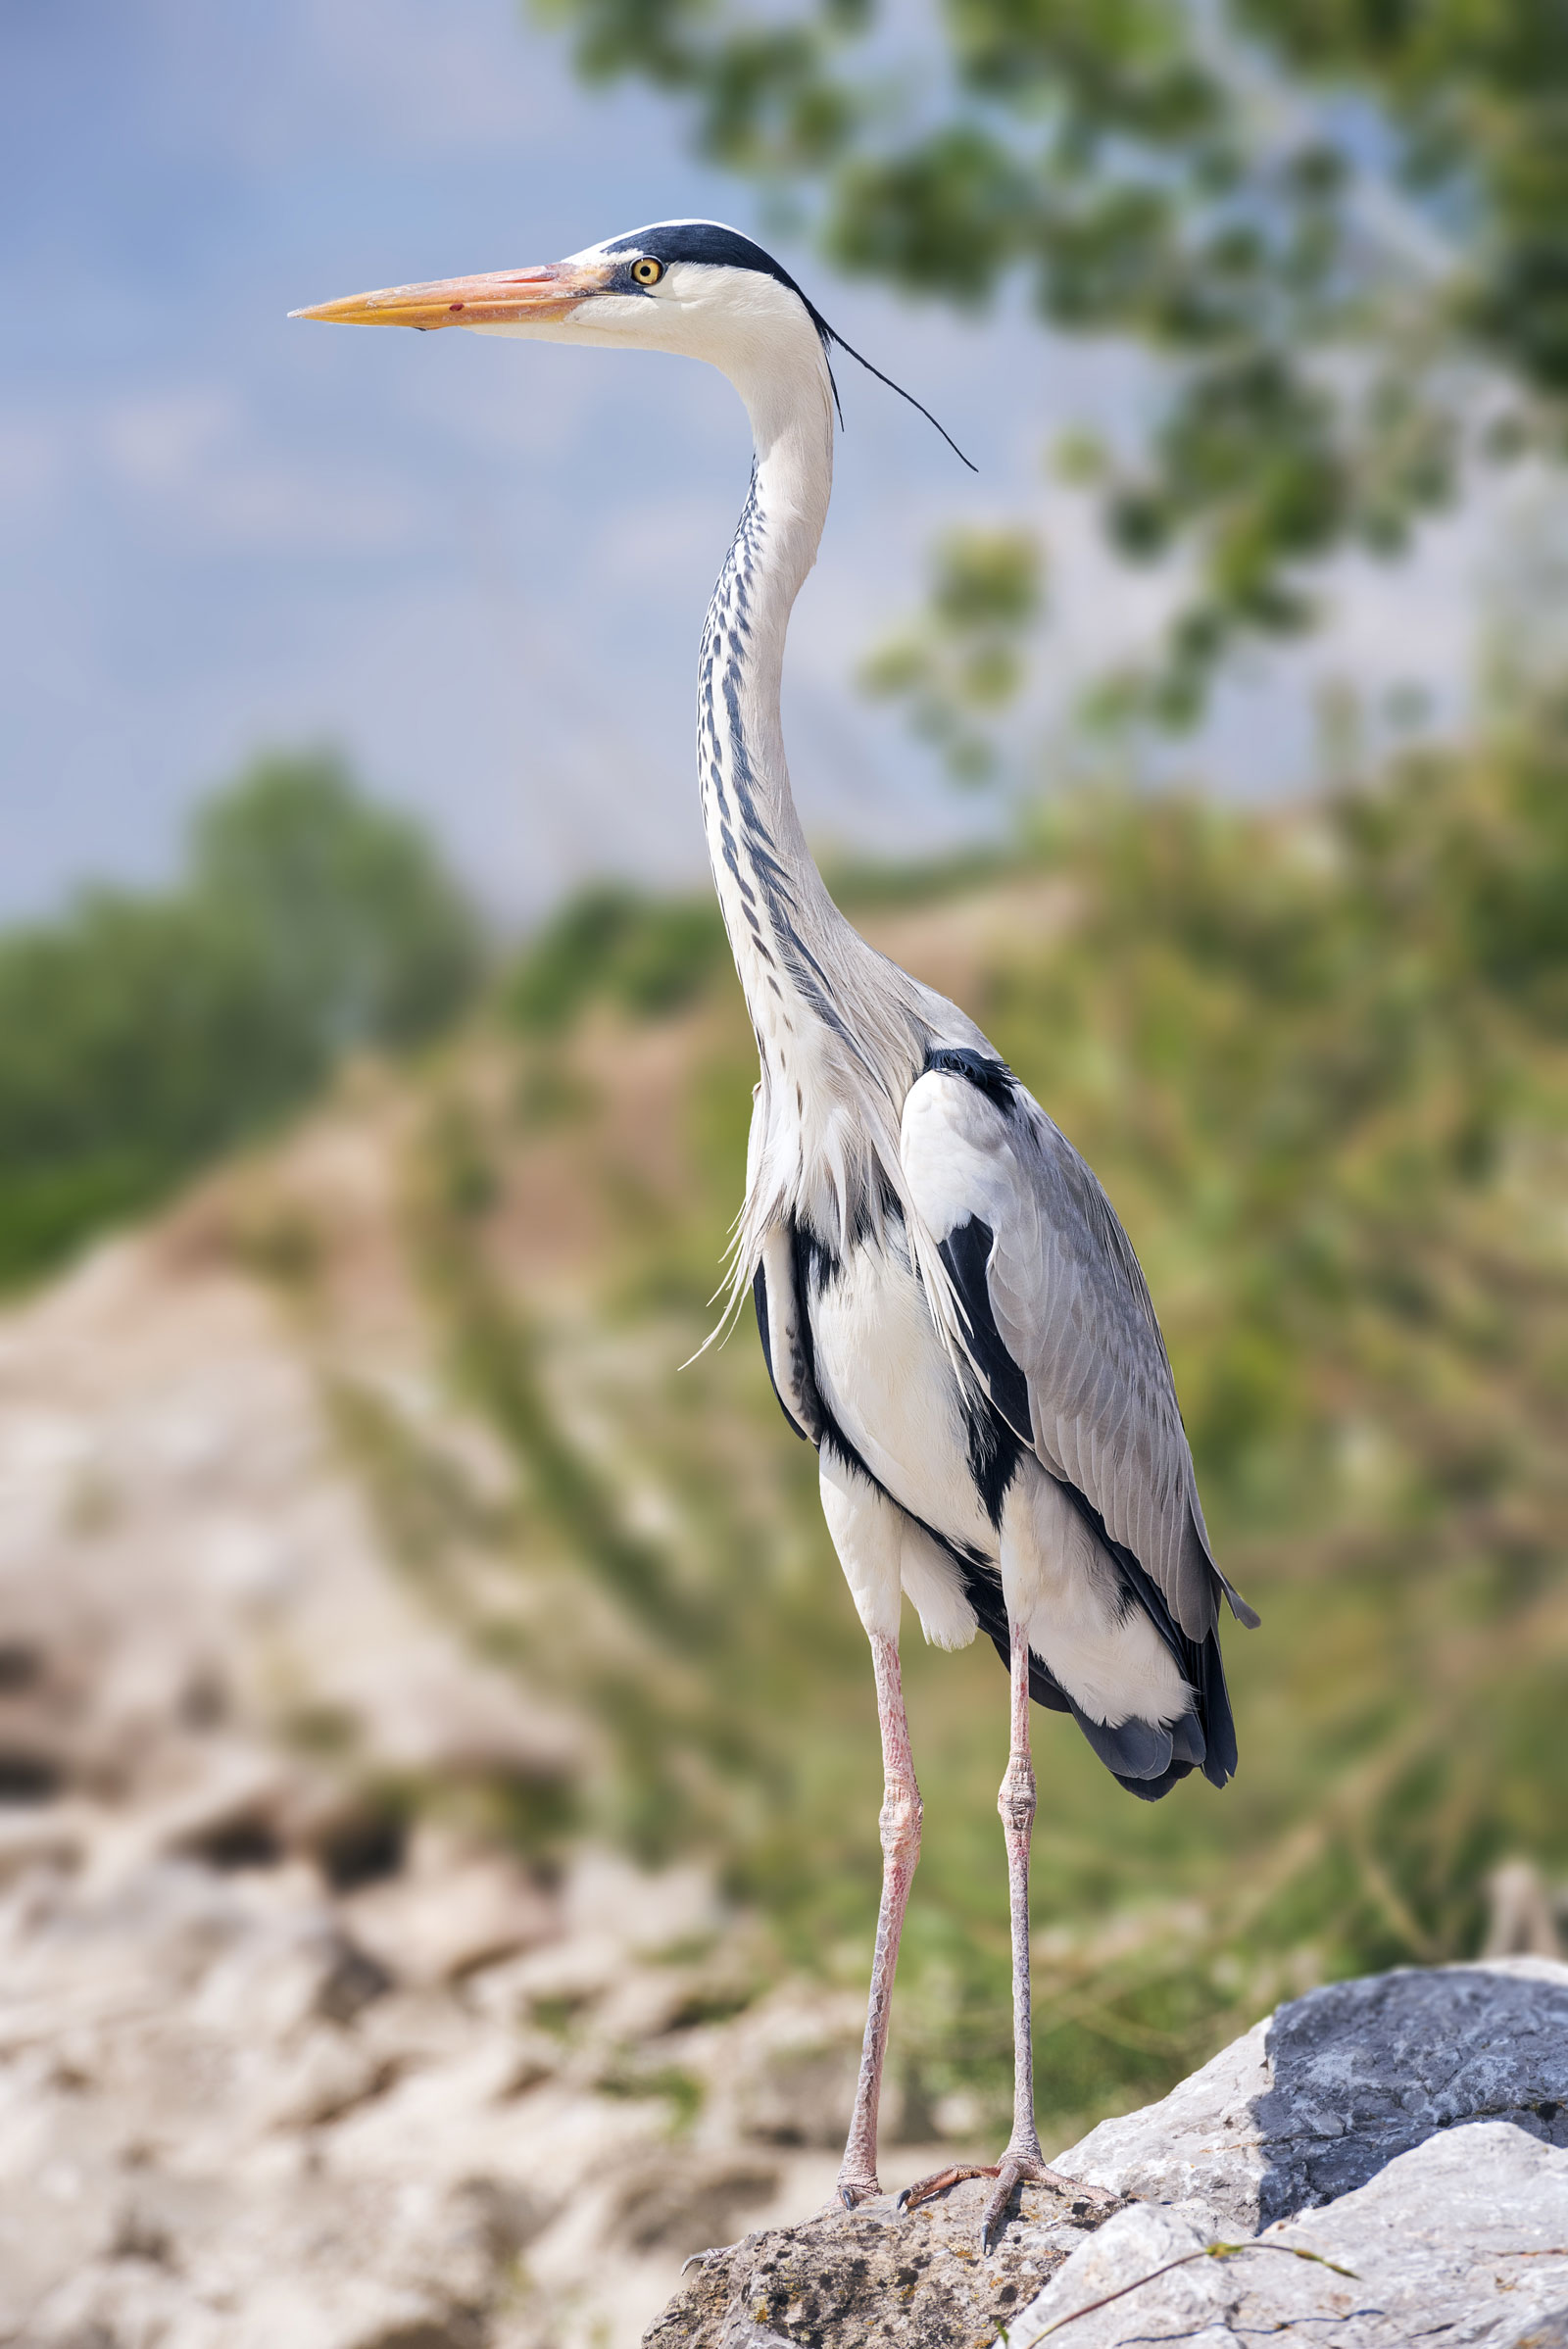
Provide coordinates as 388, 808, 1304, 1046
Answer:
897, 2153, 1116, 2253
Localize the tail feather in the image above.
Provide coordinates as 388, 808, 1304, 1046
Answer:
918, 1495, 1241, 1804
1052, 1477, 1241, 1796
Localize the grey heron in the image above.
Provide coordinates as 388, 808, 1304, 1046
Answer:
293, 222, 1258, 2252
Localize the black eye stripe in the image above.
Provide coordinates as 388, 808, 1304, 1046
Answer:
605, 223, 808, 300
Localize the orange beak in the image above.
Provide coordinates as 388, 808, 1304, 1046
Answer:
289, 259, 615, 331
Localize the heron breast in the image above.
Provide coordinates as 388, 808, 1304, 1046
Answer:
807, 1235, 995, 1555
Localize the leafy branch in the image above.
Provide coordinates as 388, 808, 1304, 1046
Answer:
533, 0, 1568, 720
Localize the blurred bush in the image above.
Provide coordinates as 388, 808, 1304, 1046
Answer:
0, 750, 484, 1288
507, 883, 728, 1032
860, 526, 1044, 785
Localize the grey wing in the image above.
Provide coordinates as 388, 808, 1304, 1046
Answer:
901, 1055, 1257, 1642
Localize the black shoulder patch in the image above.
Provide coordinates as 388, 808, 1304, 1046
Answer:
925, 1046, 1017, 1113
939, 1217, 1032, 1448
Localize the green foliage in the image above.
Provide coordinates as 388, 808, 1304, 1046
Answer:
0, 751, 483, 1289
861, 524, 1045, 781
506, 883, 731, 1032
415, 692, 1568, 2138
190, 753, 484, 1056
533, 0, 1568, 714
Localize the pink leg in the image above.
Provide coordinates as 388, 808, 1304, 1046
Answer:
836, 1631, 921, 2208
900, 1616, 1116, 2250
994, 1610, 1048, 2173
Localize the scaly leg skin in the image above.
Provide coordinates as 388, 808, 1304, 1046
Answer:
836, 1631, 922, 2209
898, 1617, 1117, 2253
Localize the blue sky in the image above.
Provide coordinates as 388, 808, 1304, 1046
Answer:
0, 0, 1491, 926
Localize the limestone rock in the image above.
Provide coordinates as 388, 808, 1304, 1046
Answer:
0, 1843, 845, 2349
1056, 1954, 1568, 2229
1495, 2313, 1568, 2349
643, 2176, 1117, 2349
642, 1956, 1568, 2346
0, 1219, 859, 2349
341, 1825, 559, 1985
1008, 2119, 1568, 2349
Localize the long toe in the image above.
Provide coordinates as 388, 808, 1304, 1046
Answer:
966, 2154, 1120, 2252
979, 2156, 1030, 2256
898, 2152, 1119, 2240
896, 2162, 999, 2215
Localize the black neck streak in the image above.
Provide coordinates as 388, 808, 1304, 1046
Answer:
701, 467, 854, 1054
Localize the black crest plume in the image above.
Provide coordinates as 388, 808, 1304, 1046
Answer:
604, 220, 977, 472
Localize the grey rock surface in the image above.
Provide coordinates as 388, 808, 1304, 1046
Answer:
640, 1956, 1568, 2345
643, 2176, 1118, 2349
1008, 2119, 1568, 2349
1494, 2312, 1568, 2349
1057, 1954, 1568, 2229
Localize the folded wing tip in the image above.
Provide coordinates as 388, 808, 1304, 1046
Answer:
1223, 1581, 1262, 1631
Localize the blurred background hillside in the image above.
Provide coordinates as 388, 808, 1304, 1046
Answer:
2, 5, 1567, 2346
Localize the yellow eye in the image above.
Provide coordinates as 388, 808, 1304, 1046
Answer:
631, 257, 663, 287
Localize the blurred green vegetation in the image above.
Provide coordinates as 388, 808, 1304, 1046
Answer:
859, 526, 1046, 786
0, 750, 484, 1289
506, 883, 730, 1032
321, 684, 1564, 2148
536, 0, 1568, 717
6, 702, 1564, 2148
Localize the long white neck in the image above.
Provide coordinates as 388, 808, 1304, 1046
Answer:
702, 332, 941, 1280
699, 359, 846, 1052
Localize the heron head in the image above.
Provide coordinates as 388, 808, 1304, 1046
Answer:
291, 220, 973, 465
291, 221, 831, 385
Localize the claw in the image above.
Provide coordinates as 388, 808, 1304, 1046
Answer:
836, 2174, 881, 2211
680, 2240, 738, 2275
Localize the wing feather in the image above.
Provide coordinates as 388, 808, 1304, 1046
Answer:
902, 1058, 1256, 1642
